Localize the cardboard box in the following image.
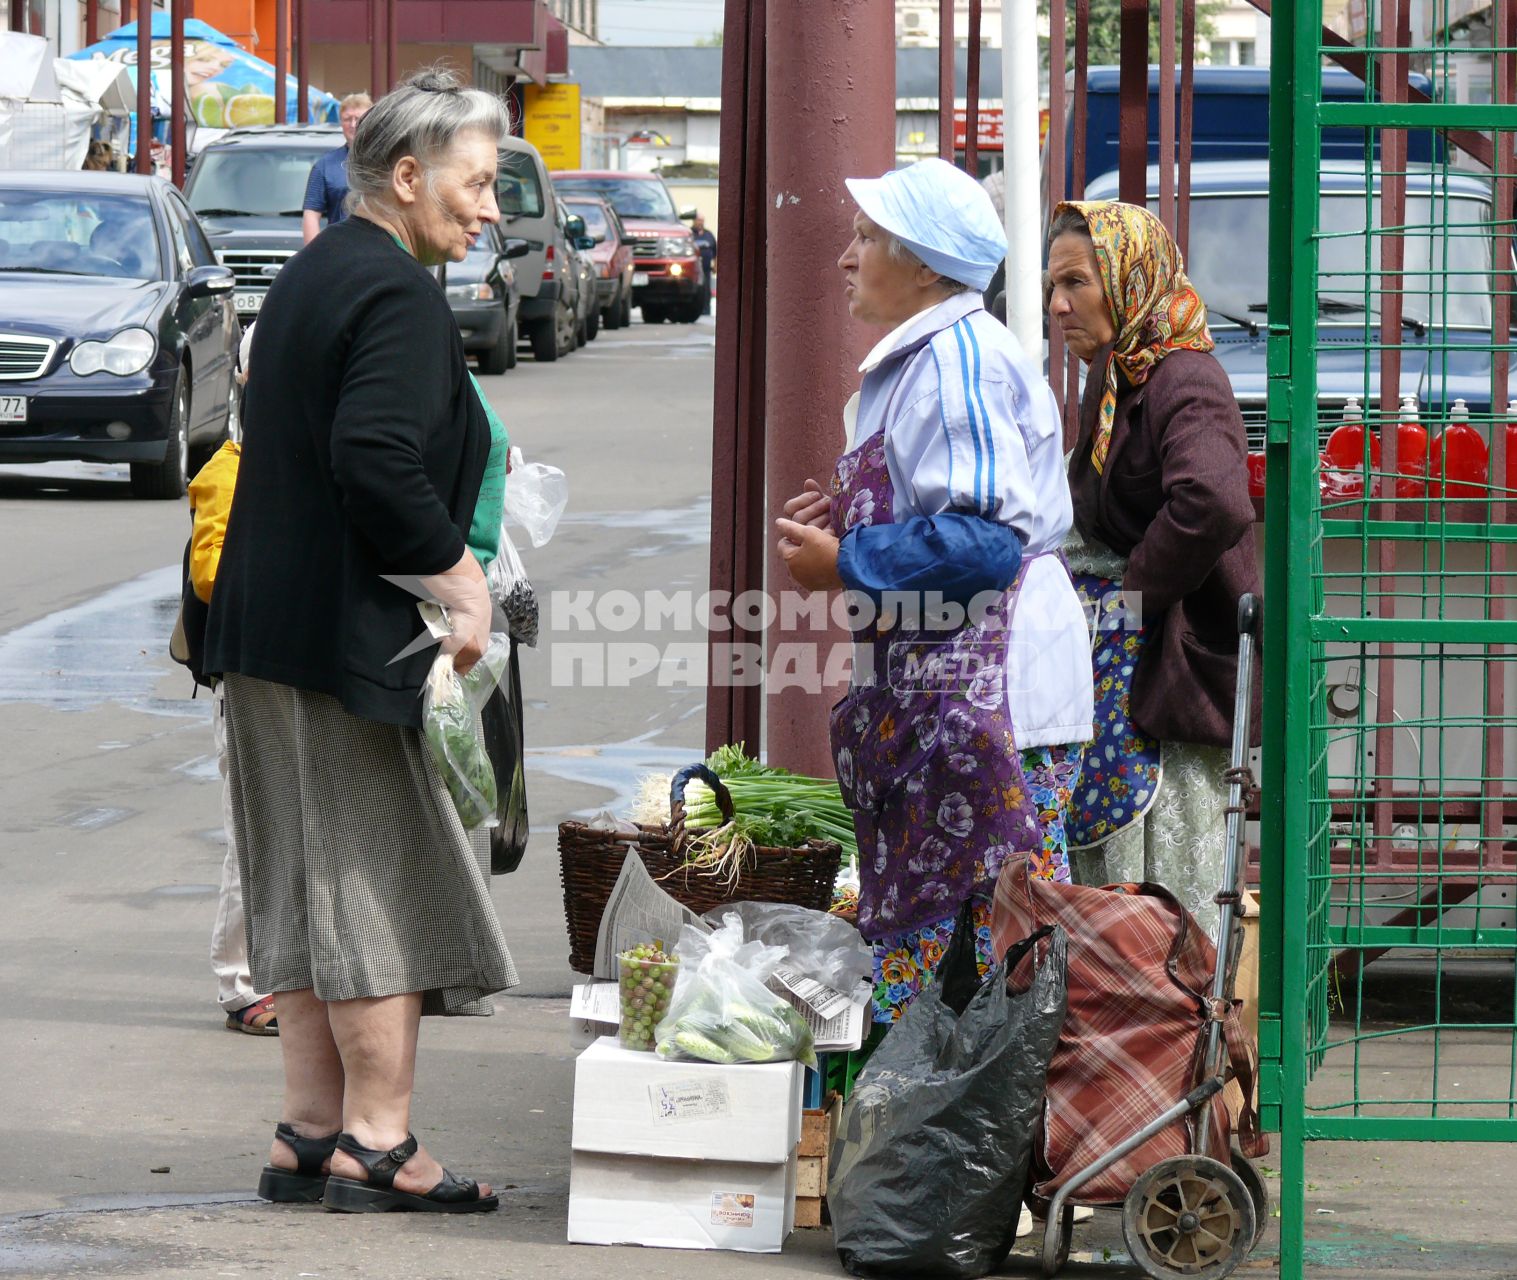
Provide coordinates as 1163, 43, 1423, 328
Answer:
568, 1148, 799, 1252
572, 1036, 804, 1163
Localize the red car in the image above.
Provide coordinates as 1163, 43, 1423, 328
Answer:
562, 195, 636, 330
554, 170, 705, 324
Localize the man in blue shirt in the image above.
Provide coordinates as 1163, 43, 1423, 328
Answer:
301, 93, 371, 244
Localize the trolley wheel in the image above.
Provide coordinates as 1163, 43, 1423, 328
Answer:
1038, 1205, 1074, 1277
1229, 1149, 1269, 1250
1121, 1155, 1257, 1280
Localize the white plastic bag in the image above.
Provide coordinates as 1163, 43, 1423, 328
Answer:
654, 913, 817, 1066
705, 902, 873, 992
503, 446, 567, 548
421, 628, 510, 830
485, 525, 538, 646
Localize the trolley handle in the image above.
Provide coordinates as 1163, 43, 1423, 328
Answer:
1237, 592, 1259, 639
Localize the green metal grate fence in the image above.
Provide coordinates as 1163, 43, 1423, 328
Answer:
1264, 1, 1517, 1275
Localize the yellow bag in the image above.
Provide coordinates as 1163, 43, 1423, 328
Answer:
187, 441, 240, 604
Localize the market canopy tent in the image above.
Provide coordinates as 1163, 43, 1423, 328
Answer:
67, 15, 338, 150
0, 30, 134, 168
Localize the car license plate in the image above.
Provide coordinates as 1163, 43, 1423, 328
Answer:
0, 394, 26, 424
632, 272, 650, 287
233, 291, 264, 314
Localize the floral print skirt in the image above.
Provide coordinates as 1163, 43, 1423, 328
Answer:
869, 744, 1082, 1023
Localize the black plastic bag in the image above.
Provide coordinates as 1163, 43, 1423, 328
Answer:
481, 641, 529, 874
829, 905, 1068, 1279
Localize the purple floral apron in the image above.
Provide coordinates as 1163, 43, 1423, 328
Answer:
827, 429, 1043, 940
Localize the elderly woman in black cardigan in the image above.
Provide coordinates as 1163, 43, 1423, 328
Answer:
206, 69, 513, 1215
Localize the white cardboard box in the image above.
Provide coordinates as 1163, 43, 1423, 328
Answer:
567, 1148, 799, 1252
572, 1036, 803, 1163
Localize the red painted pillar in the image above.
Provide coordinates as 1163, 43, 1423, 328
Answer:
938, 0, 953, 160
121, 0, 132, 27
763, 0, 894, 776
86, 0, 99, 47
296, 0, 308, 123
171, 0, 185, 186
8, 0, 24, 32
274, 0, 287, 122
1117, 0, 1148, 206
136, 3, 153, 173
385, 0, 397, 91
369, 0, 384, 98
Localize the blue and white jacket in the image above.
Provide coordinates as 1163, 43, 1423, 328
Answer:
837, 292, 1094, 750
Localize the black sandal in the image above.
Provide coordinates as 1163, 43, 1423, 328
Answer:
321, 1132, 499, 1214
257, 1122, 339, 1203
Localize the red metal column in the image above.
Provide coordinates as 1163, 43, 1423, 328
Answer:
763, 0, 894, 775
1117, 0, 1148, 206
135, 2, 152, 173
1177, 0, 1195, 255
938, 0, 953, 160
296, 0, 308, 123
1372, 0, 1408, 872
385, 0, 397, 91
1157, 0, 1175, 230
86, 0, 99, 47
708, 0, 768, 757
1483, 0, 1515, 885
171, 0, 185, 186
964, 0, 981, 174
1065, 0, 1090, 450
8, 0, 23, 32
275, 0, 288, 122
369, 0, 384, 98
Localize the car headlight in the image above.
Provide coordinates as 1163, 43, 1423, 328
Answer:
657, 236, 696, 257
444, 282, 495, 303
69, 327, 156, 377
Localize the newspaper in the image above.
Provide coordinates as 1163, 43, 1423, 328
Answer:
769, 976, 872, 1052
570, 980, 622, 1027
592, 848, 711, 980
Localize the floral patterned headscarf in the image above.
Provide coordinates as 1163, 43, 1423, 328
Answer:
1054, 200, 1214, 474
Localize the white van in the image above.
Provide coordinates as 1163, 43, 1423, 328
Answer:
499, 136, 589, 362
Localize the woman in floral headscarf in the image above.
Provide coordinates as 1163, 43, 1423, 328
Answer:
1044, 200, 1260, 938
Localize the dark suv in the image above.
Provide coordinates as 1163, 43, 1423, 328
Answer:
553, 170, 705, 324
184, 125, 344, 327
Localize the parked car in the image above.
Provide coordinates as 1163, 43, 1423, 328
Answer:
559, 199, 600, 345
498, 137, 579, 362
1047, 65, 1440, 209
0, 172, 239, 498
442, 224, 528, 375
1083, 160, 1498, 454
563, 195, 635, 329
553, 170, 705, 324
182, 124, 344, 328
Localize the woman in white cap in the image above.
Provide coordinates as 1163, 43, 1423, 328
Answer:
776, 158, 1093, 1022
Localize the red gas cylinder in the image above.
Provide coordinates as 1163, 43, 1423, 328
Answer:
1429, 398, 1489, 500
1246, 451, 1267, 499
1322, 397, 1377, 499
1393, 395, 1428, 500
1504, 400, 1517, 496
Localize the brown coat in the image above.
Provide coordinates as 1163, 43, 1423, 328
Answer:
1068, 348, 1261, 747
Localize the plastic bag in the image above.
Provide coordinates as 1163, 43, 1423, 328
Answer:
703, 902, 872, 992
422, 630, 510, 831
654, 913, 817, 1067
503, 446, 568, 548
485, 525, 538, 647
480, 639, 529, 873
829, 909, 1068, 1279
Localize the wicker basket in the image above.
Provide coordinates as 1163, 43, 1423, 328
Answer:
558, 763, 844, 974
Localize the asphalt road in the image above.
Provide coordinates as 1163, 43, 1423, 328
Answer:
1, 316, 1515, 1279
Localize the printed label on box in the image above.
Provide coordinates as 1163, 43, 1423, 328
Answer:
709, 1191, 756, 1227
649, 1078, 732, 1123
